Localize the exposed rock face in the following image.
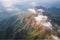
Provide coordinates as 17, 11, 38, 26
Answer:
14, 13, 57, 40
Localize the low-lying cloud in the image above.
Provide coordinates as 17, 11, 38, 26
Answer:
0, 0, 60, 14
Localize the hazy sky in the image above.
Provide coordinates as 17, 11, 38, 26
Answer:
0, 0, 60, 19
0, 0, 60, 13
0, 0, 60, 7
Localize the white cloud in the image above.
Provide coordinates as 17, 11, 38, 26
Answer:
0, 0, 21, 14
0, 0, 59, 8
0, 0, 60, 13
6, 7, 20, 12
34, 0, 60, 3
28, 8, 36, 13
29, 1, 37, 7
0, 0, 33, 11
0, 0, 20, 7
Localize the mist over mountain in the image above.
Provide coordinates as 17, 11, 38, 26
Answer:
36, 6, 60, 24
36, 6, 60, 37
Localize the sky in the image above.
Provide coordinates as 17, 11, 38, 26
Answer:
0, 0, 60, 20
0, 0, 60, 8
0, 0, 60, 14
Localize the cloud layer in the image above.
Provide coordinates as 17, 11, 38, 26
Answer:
0, 0, 60, 14
0, 0, 60, 7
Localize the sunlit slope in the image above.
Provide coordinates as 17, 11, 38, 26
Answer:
0, 13, 59, 40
